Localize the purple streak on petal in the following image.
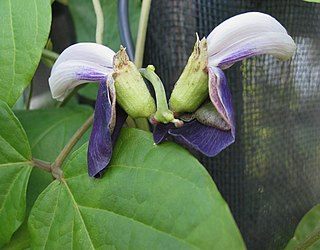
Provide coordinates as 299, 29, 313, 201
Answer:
76, 68, 109, 82
214, 47, 256, 69
168, 120, 234, 157
153, 123, 175, 144
88, 79, 112, 177
208, 67, 235, 137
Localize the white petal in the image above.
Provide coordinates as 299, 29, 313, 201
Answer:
207, 12, 296, 68
49, 60, 113, 101
49, 43, 115, 101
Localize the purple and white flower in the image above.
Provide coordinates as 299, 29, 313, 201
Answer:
49, 43, 127, 177
154, 12, 296, 157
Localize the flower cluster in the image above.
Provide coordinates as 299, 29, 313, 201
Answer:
49, 12, 296, 177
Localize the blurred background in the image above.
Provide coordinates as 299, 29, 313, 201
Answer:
33, 0, 320, 249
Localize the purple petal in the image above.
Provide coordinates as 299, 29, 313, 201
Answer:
169, 120, 234, 157
153, 123, 175, 144
88, 79, 113, 177
208, 66, 235, 137
111, 105, 127, 144
153, 120, 234, 157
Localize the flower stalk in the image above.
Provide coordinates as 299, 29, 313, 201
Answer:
139, 65, 182, 126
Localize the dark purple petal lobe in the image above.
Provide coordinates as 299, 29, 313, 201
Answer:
153, 123, 175, 144
168, 120, 234, 157
88, 79, 112, 177
111, 105, 127, 144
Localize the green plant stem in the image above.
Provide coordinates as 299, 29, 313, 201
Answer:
140, 66, 181, 125
134, 0, 152, 68
92, 0, 104, 44
42, 49, 59, 62
295, 229, 320, 250
32, 159, 51, 172
26, 80, 33, 110
52, 114, 94, 170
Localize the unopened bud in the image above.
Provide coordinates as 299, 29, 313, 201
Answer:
169, 35, 209, 113
194, 102, 230, 130
113, 47, 156, 118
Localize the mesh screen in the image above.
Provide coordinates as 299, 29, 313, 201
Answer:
144, 1, 320, 249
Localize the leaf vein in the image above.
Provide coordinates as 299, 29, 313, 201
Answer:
31, 113, 82, 149
0, 168, 29, 214
78, 205, 199, 249
7, 0, 16, 101
109, 164, 202, 190
62, 179, 95, 250
0, 134, 29, 161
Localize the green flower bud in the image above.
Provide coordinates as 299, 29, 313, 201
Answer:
194, 102, 230, 130
112, 47, 156, 118
177, 101, 230, 130
169, 35, 209, 113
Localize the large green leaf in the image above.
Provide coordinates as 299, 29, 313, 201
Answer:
29, 128, 245, 249
0, 100, 32, 247
0, 0, 51, 107
68, 0, 141, 51
284, 204, 320, 250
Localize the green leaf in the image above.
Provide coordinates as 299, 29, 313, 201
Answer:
304, 0, 320, 3
0, 0, 52, 107
1, 221, 30, 250
68, 0, 141, 51
78, 84, 99, 101
2, 106, 93, 249
284, 204, 320, 250
29, 128, 245, 249
15, 106, 93, 162
15, 106, 93, 211
0, 100, 32, 247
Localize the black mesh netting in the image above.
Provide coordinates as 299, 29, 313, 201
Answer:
143, 1, 320, 249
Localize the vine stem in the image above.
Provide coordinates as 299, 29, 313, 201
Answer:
92, 0, 104, 44
26, 80, 33, 110
134, 0, 152, 68
294, 229, 320, 250
42, 48, 59, 61
32, 159, 51, 172
51, 114, 94, 170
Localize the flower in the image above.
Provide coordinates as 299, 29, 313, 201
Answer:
49, 43, 156, 177
154, 12, 296, 157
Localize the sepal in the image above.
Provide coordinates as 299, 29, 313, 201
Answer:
113, 47, 156, 118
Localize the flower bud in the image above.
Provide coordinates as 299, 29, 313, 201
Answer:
112, 47, 156, 118
169, 36, 209, 113
194, 102, 230, 130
